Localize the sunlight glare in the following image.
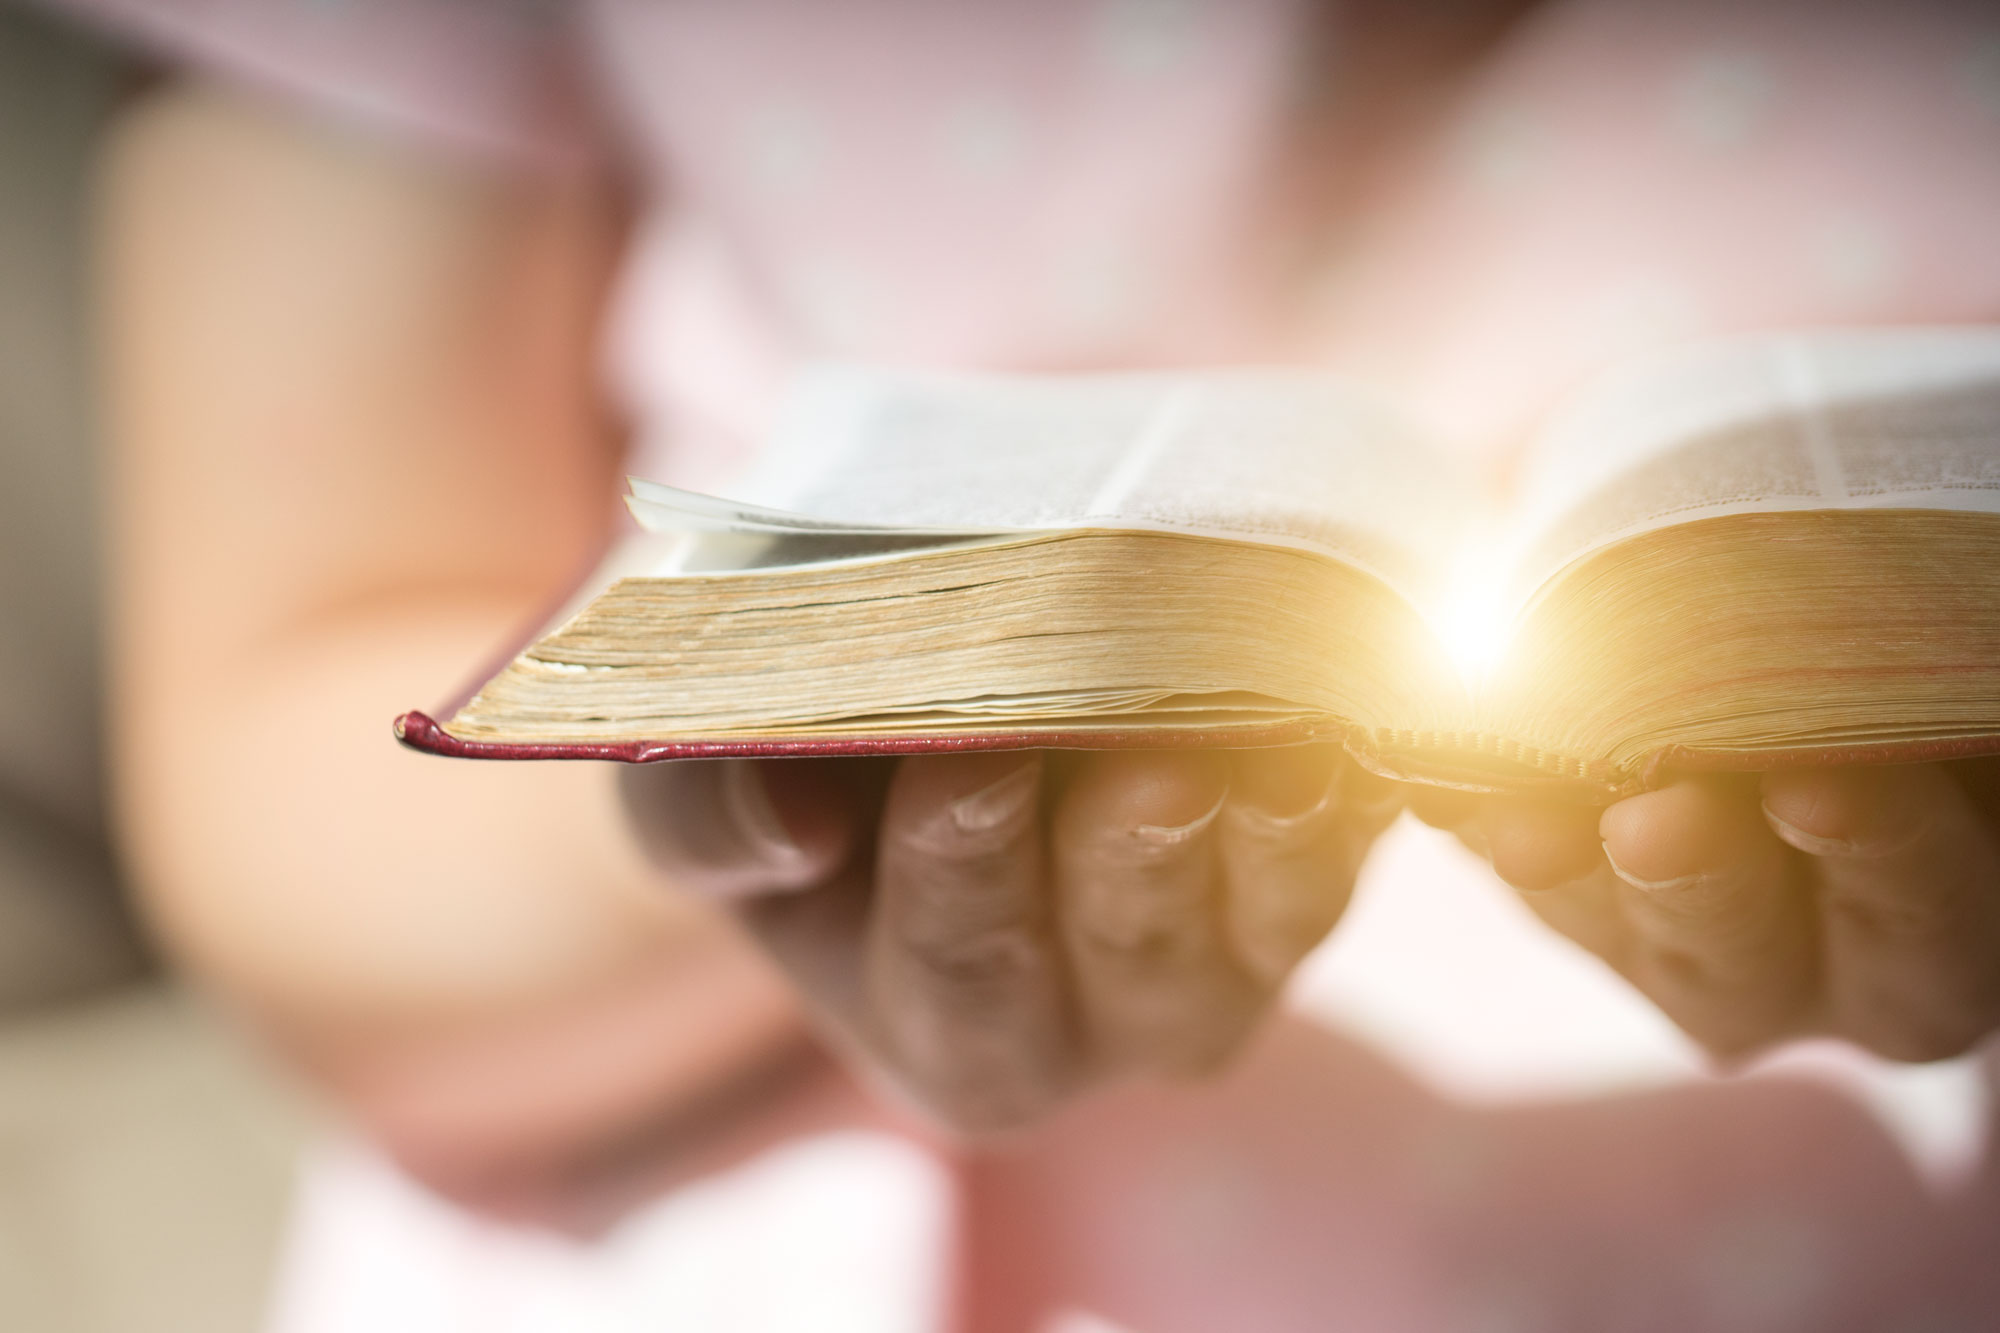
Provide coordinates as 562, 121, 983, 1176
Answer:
1426, 542, 1520, 688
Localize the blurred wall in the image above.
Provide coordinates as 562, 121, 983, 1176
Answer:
0, 11, 310, 1333
0, 2, 148, 1007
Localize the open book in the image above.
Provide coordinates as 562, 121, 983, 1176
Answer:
396, 329, 2000, 798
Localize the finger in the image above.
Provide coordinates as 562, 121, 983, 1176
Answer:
1219, 747, 1384, 986
1405, 785, 1485, 853
1764, 765, 2000, 1061
734, 860, 875, 1049
1479, 795, 1604, 892
1341, 760, 1406, 837
1947, 756, 2000, 823
618, 758, 866, 898
1054, 750, 1257, 1075
868, 752, 1073, 1130
1599, 777, 1816, 1056
1476, 795, 1634, 968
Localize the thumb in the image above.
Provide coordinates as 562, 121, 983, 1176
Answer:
619, 758, 862, 898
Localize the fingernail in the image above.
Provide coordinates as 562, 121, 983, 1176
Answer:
720, 761, 810, 870
1134, 786, 1229, 847
949, 761, 1041, 834
1227, 770, 1338, 841
1602, 842, 1703, 893
1760, 804, 1859, 858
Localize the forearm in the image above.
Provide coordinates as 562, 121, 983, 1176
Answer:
96, 81, 804, 1192
122, 590, 697, 1027
126, 595, 806, 1191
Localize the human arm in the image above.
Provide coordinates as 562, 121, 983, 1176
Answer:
97, 80, 806, 1212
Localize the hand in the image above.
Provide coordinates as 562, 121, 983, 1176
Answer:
622, 746, 1399, 1135
1414, 761, 2000, 1062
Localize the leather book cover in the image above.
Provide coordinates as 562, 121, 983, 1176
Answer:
392, 710, 1334, 763
393, 706, 2000, 802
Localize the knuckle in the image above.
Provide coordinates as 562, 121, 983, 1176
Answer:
900, 921, 1049, 999
1065, 865, 1211, 968
889, 818, 1026, 869
1637, 932, 1801, 998
1073, 913, 1203, 970
1825, 891, 1957, 942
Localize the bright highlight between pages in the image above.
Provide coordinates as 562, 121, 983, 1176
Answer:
1425, 543, 1521, 690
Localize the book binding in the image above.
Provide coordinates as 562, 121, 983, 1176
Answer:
392, 710, 1336, 763
396, 709, 2000, 800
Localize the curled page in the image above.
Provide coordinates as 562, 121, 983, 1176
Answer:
1507, 327, 2000, 603
626, 478, 984, 538
629, 367, 1469, 602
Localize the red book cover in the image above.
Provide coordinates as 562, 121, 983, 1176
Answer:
393, 704, 2000, 801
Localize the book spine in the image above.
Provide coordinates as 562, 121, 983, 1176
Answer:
1640, 735, 2000, 788
1366, 728, 1615, 786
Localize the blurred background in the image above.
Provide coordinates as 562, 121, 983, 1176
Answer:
0, 8, 308, 1331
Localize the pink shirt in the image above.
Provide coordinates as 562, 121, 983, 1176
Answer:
46, 0, 2000, 488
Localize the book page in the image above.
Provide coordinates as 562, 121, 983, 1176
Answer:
637, 367, 1471, 600
1503, 328, 2000, 602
